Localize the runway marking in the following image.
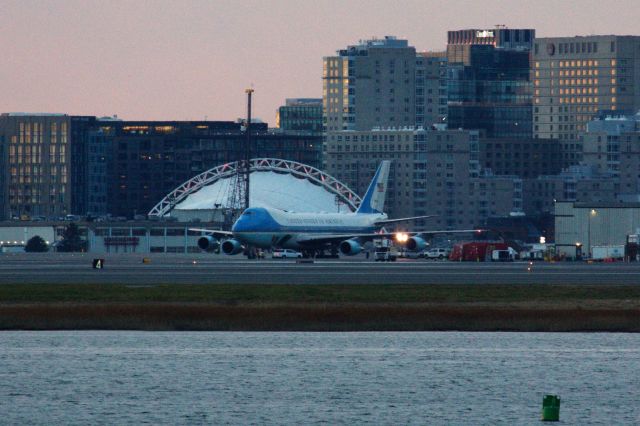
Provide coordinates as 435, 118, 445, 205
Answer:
0, 271, 639, 276
0, 264, 640, 272
1, 261, 639, 269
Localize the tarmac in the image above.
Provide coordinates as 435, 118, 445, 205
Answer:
1, 252, 640, 285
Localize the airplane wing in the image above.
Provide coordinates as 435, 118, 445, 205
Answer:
297, 229, 484, 246
374, 215, 437, 226
188, 228, 233, 239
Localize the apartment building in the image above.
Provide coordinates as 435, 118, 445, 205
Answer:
323, 36, 417, 132
323, 127, 521, 229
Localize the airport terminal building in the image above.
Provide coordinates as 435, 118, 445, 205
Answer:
0, 221, 215, 254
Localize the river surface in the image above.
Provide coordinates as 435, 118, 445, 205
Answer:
1, 332, 638, 425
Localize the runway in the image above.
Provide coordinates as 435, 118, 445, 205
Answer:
1, 253, 640, 285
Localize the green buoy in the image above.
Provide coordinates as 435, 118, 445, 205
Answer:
541, 394, 560, 421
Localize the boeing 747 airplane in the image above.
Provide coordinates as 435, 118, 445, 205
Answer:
194, 161, 480, 257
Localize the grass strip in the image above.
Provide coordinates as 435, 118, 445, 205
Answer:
1, 284, 639, 331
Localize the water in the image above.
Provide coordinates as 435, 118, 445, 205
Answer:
1, 332, 638, 425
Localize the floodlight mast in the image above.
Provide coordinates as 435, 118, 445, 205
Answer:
222, 88, 253, 230
244, 88, 253, 211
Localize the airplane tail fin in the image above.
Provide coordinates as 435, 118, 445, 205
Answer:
356, 161, 390, 214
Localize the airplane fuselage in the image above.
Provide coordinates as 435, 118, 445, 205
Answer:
231, 207, 386, 250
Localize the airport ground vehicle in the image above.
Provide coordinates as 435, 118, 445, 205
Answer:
374, 246, 398, 261
449, 242, 509, 262
272, 249, 303, 259
425, 247, 450, 260
591, 245, 625, 261
491, 247, 518, 261
400, 250, 423, 259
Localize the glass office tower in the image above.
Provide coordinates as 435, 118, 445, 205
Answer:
446, 29, 534, 139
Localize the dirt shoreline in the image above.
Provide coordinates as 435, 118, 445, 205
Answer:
2, 302, 639, 332
1, 284, 639, 331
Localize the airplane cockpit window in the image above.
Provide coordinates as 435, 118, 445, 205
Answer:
243, 211, 253, 216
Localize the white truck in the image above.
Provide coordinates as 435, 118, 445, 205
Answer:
491, 247, 518, 262
374, 239, 399, 261
591, 245, 625, 261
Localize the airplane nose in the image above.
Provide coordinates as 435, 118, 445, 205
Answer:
232, 216, 247, 232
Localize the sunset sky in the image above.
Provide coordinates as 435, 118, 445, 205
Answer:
2, 0, 639, 124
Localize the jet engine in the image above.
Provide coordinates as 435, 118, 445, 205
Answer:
339, 239, 362, 256
405, 236, 427, 252
197, 236, 220, 252
221, 239, 244, 255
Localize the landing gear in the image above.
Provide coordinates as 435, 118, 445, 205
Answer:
304, 249, 340, 259
245, 246, 260, 260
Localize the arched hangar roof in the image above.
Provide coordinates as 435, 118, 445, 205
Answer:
148, 158, 361, 217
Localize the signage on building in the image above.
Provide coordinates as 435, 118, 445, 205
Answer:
475, 30, 495, 38
104, 237, 139, 246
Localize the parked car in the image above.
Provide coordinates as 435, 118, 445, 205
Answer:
400, 250, 423, 259
425, 247, 451, 260
272, 249, 303, 259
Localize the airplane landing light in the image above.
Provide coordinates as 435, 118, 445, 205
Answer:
395, 232, 409, 243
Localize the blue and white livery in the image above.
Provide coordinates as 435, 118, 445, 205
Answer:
195, 161, 478, 256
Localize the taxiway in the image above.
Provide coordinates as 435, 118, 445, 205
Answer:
0, 253, 639, 285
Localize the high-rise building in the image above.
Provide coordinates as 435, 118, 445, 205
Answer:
582, 111, 640, 198
523, 165, 617, 216
532, 35, 640, 166
479, 137, 562, 178
519, 112, 640, 218
84, 117, 121, 216
0, 115, 323, 220
446, 28, 535, 139
69, 115, 103, 216
415, 52, 448, 128
276, 98, 322, 134
105, 121, 322, 218
447, 28, 535, 50
323, 128, 522, 228
323, 36, 417, 132
0, 113, 73, 220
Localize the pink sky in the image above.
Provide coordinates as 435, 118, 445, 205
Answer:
2, 0, 639, 125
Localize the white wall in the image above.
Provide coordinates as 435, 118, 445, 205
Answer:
0, 226, 55, 247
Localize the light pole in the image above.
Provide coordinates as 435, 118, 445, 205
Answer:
588, 208, 597, 257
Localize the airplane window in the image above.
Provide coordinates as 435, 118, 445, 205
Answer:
243, 211, 252, 215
